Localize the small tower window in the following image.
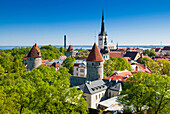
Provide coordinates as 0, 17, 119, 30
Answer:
99, 63, 100, 65
92, 63, 94, 66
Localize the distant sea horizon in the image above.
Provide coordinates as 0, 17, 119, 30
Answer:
0, 45, 169, 50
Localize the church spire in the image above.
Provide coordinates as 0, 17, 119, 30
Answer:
100, 10, 105, 35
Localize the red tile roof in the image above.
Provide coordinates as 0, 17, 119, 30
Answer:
131, 63, 152, 74
162, 46, 170, 50
86, 43, 104, 62
51, 62, 60, 68
41, 60, 50, 65
67, 45, 74, 52
27, 43, 41, 58
109, 52, 123, 58
106, 71, 132, 81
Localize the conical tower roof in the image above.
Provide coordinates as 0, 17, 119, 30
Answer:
51, 62, 60, 68
67, 45, 74, 52
86, 43, 104, 61
27, 43, 41, 58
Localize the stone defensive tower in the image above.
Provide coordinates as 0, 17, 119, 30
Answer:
27, 43, 42, 70
66, 45, 75, 57
86, 43, 104, 81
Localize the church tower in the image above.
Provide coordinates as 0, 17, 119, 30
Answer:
86, 43, 104, 81
98, 11, 108, 50
27, 43, 42, 70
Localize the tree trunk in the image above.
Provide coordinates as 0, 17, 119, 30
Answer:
20, 105, 23, 114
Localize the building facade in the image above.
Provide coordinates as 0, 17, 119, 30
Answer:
27, 43, 42, 70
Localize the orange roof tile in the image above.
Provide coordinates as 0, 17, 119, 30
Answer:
118, 71, 132, 76
86, 43, 104, 62
109, 52, 123, 58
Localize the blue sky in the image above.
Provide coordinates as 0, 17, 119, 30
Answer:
0, 0, 170, 46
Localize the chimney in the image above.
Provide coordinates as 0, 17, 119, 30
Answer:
135, 66, 138, 71
64, 35, 66, 49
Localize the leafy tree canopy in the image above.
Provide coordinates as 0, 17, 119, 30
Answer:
0, 65, 88, 113
119, 72, 170, 113
62, 57, 76, 75
143, 49, 156, 57
138, 57, 150, 64
104, 57, 132, 77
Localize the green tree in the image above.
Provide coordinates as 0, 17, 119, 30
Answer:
0, 65, 4, 75
143, 49, 156, 57
0, 65, 88, 113
119, 72, 170, 113
0, 54, 13, 73
145, 59, 170, 76
138, 57, 150, 64
62, 57, 76, 75
104, 57, 132, 77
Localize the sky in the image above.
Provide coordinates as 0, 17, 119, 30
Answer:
0, 0, 170, 46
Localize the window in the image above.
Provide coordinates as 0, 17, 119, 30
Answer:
102, 93, 104, 96
109, 92, 111, 98
99, 94, 101, 99
96, 103, 98, 108
99, 63, 100, 65
96, 95, 97, 100
92, 63, 94, 66
80, 69, 84, 72
77, 68, 78, 71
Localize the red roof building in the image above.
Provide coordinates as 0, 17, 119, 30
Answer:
86, 43, 104, 62
109, 52, 123, 58
41, 60, 50, 65
106, 70, 133, 81
131, 63, 152, 74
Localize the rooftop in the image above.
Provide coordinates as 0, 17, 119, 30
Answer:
86, 43, 104, 62
27, 43, 41, 58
